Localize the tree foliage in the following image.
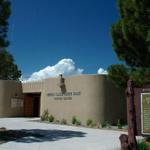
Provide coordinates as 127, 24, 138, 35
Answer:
0, 0, 11, 47
108, 0, 150, 88
108, 65, 150, 87
0, 0, 21, 80
0, 50, 21, 80
111, 0, 150, 67
108, 64, 129, 88
130, 67, 150, 85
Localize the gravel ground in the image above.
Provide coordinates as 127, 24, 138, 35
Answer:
0, 118, 127, 150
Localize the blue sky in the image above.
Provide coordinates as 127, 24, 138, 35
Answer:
8, 0, 121, 79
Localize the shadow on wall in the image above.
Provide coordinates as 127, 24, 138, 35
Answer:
0, 129, 86, 144
103, 78, 126, 125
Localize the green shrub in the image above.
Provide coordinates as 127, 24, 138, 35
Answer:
117, 119, 123, 129
61, 119, 67, 125
101, 121, 107, 128
76, 119, 81, 126
91, 122, 97, 128
137, 141, 149, 150
86, 119, 93, 127
72, 116, 77, 125
41, 109, 49, 121
48, 115, 55, 122
72, 116, 81, 126
101, 121, 111, 128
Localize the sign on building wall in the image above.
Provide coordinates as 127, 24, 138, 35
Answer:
141, 93, 150, 135
11, 98, 24, 108
47, 91, 81, 100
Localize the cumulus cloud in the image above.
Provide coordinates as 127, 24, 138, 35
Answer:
97, 68, 108, 75
22, 58, 84, 82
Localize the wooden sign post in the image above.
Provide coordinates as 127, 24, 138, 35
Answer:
120, 80, 137, 150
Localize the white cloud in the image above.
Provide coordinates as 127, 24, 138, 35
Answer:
22, 58, 84, 82
97, 68, 108, 75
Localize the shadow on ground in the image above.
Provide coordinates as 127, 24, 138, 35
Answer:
0, 129, 86, 144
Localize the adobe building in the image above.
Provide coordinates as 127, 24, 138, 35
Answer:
0, 74, 126, 125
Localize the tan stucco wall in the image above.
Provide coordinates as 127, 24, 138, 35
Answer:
23, 81, 43, 93
0, 75, 126, 123
35, 74, 126, 125
0, 80, 24, 117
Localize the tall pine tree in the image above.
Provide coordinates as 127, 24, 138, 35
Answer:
0, 0, 21, 80
108, 0, 150, 87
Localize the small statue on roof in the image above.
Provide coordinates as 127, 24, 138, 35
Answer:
59, 74, 66, 94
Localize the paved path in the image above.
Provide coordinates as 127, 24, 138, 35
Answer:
0, 118, 126, 150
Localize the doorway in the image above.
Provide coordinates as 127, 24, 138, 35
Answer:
24, 93, 41, 117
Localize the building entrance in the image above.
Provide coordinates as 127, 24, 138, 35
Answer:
24, 93, 41, 117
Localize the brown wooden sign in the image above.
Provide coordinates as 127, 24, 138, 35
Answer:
141, 93, 150, 135
134, 85, 150, 136
120, 82, 150, 150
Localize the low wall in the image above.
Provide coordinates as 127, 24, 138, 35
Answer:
0, 80, 24, 117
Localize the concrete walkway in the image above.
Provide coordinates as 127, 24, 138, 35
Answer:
0, 118, 126, 150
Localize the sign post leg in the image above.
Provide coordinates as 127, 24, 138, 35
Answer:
120, 80, 137, 150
